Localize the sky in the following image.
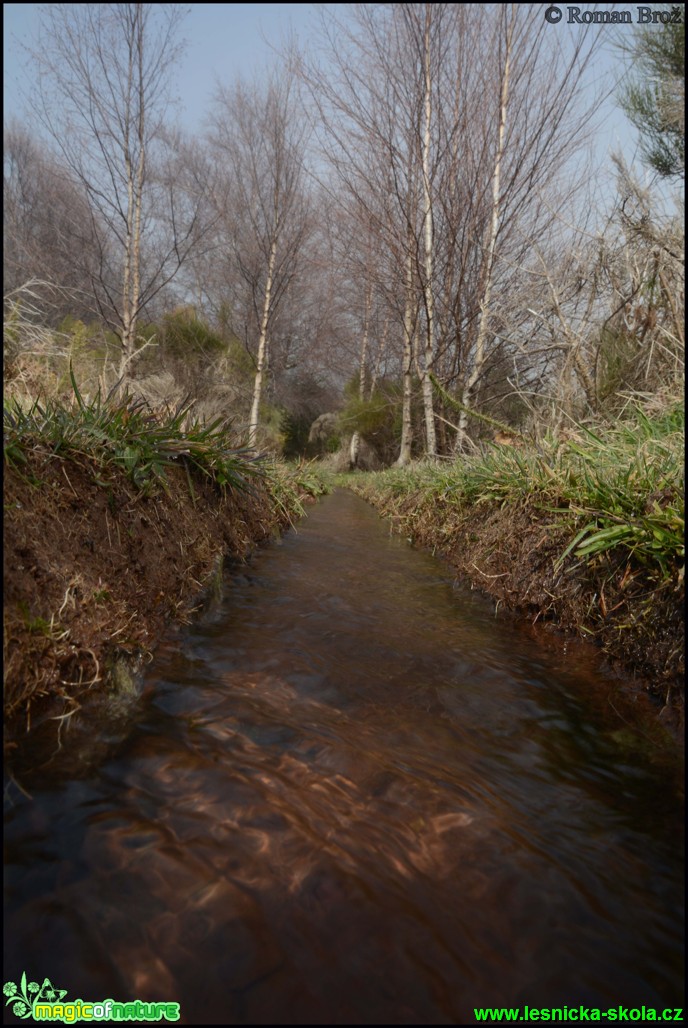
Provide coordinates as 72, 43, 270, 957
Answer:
3, 3, 318, 131
2, 2, 677, 203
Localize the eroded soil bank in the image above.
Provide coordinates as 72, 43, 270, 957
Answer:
3, 449, 310, 743
349, 479, 684, 731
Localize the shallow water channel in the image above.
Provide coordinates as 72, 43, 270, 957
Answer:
4, 490, 684, 1024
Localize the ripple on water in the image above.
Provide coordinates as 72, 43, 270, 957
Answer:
4, 490, 684, 1023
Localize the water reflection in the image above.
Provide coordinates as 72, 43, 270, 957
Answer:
4, 490, 684, 1024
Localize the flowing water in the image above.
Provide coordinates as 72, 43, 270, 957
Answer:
4, 490, 684, 1024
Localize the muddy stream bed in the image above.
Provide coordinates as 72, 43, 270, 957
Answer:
4, 490, 684, 1024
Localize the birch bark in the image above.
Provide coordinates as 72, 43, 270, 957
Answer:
456, 5, 515, 452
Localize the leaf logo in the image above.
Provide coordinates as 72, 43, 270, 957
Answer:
3, 973, 68, 1019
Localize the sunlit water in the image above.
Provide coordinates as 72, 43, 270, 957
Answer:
4, 490, 684, 1024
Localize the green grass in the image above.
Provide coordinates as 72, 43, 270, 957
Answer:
348, 399, 684, 588
264, 458, 332, 523
3, 373, 333, 525
4, 369, 265, 495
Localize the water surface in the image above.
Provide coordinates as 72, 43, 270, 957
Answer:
4, 490, 684, 1024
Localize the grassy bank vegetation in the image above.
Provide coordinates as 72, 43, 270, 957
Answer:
346, 394, 684, 702
3, 294, 337, 460
4, 369, 328, 517
3, 374, 329, 734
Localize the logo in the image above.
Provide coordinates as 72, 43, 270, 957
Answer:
544, 4, 684, 25
4, 976, 67, 1020
3, 974, 180, 1023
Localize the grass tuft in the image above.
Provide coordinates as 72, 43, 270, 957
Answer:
346, 398, 684, 589
4, 370, 267, 496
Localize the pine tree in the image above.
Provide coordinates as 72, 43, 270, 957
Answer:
618, 10, 685, 178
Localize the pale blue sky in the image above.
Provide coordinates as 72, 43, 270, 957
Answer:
3, 3, 318, 130
1, 2, 672, 194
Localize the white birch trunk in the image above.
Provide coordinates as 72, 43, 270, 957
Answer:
420, 6, 437, 457
350, 286, 371, 468
120, 79, 135, 382
456, 6, 514, 452
248, 237, 277, 448
119, 7, 145, 388
395, 248, 415, 466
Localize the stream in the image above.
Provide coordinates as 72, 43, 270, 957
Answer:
4, 489, 684, 1024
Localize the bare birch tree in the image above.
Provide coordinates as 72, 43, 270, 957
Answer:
29, 3, 203, 385
296, 3, 607, 456
438, 5, 603, 448
294, 3, 439, 460
395, 4, 453, 457
3, 121, 106, 322
209, 71, 310, 448
454, 5, 516, 451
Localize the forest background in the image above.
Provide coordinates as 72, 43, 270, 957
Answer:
4, 2, 683, 462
